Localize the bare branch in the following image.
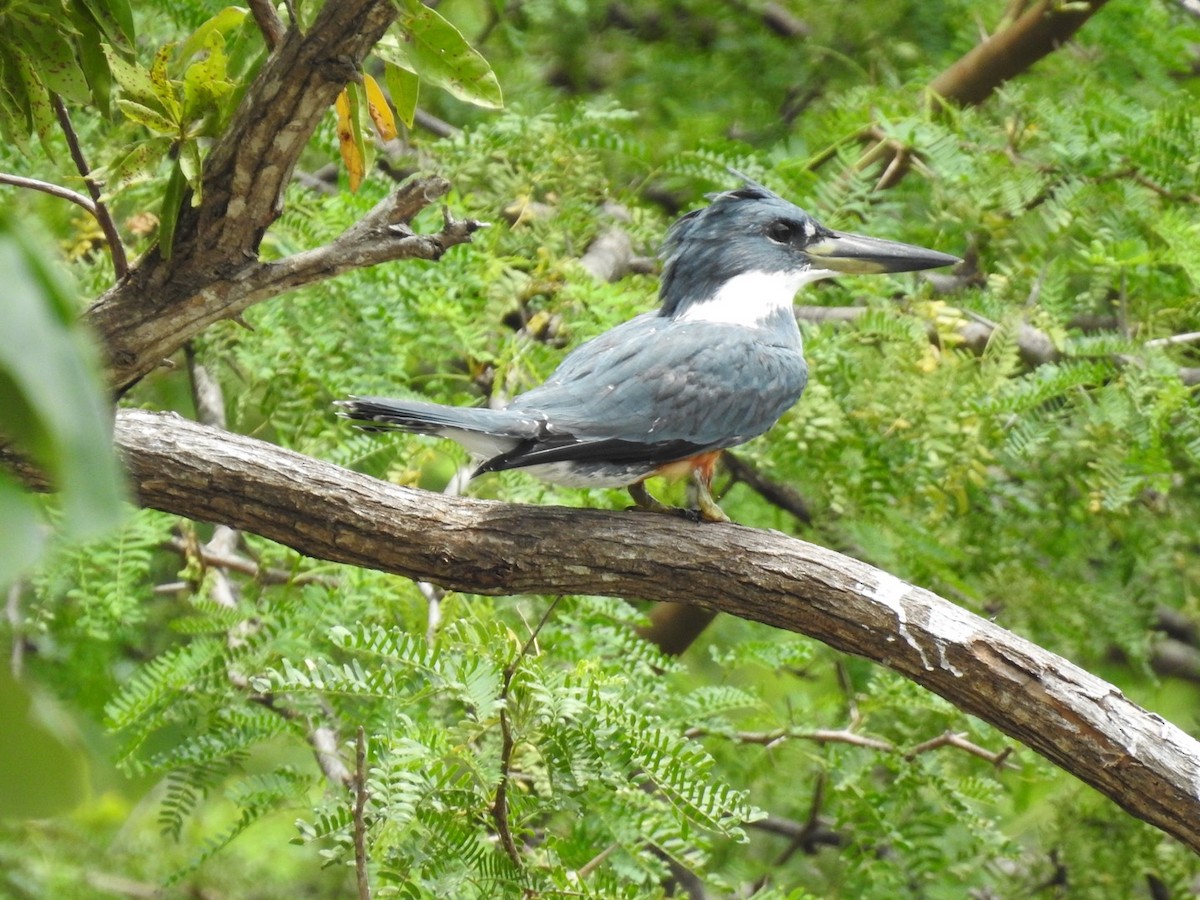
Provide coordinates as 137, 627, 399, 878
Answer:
684, 726, 894, 752
577, 842, 619, 880
928, 1, 1111, 108
111, 408, 1200, 853
905, 730, 1016, 769
0, 172, 97, 216
354, 726, 372, 900
53, 96, 129, 278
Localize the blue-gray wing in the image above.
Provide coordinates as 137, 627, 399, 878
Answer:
480, 315, 807, 472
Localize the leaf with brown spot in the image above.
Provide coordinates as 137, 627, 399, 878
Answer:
335, 87, 365, 192
362, 72, 396, 141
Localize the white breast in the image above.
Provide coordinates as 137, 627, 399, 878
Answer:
675, 268, 838, 327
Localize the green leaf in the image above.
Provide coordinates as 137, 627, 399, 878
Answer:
11, 14, 93, 104
179, 6, 249, 62
177, 139, 203, 203
148, 41, 182, 120
0, 50, 32, 154
7, 45, 56, 150
68, 10, 113, 114
182, 30, 234, 128
0, 218, 126, 585
380, 0, 503, 110
101, 43, 167, 112
117, 98, 178, 134
95, 135, 172, 199
74, 0, 135, 49
0, 471, 47, 590
158, 162, 189, 258
385, 61, 419, 129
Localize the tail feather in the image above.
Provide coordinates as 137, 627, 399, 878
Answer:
336, 395, 540, 458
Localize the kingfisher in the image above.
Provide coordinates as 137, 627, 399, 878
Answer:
338, 181, 958, 522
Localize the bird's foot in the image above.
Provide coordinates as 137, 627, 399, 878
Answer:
689, 470, 732, 523
694, 495, 731, 523
627, 482, 727, 524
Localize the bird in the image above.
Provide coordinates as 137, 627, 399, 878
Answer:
338, 180, 959, 522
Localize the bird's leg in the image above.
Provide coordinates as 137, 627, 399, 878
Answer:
690, 468, 731, 523
628, 480, 679, 515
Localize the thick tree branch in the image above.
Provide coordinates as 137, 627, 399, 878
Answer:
113, 408, 1200, 854
85, 0, 399, 393
928, 0, 1111, 107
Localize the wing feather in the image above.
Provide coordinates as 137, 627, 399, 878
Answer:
478, 318, 807, 473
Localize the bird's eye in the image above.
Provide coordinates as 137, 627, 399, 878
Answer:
766, 221, 793, 245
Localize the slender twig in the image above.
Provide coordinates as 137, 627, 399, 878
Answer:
1145, 331, 1200, 349
492, 596, 564, 866
0, 172, 97, 215
751, 778, 833, 893
413, 108, 458, 138
163, 535, 339, 587
52, 96, 128, 278
576, 842, 619, 880
684, 725, 894, 752
354, 726, 372, 900
686, 720, 1016, 771
905, 730, 1016, 769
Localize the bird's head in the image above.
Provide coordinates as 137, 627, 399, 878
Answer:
659, 182, 960, 327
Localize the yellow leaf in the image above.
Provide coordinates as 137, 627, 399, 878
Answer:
363, 73, 397, 141
335, 88, 364, 192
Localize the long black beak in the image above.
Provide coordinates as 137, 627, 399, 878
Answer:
806, 231, 960, 275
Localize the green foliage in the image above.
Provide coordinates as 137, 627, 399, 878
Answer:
380, 0, 504, 110
3, 0, 1200, 896
0, 0, 134, 152
93, 8, 263, 252
0, 213, 126, 590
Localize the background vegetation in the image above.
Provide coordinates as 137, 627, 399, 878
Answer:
3, 0, 1200, 896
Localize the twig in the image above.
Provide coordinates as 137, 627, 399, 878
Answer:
162, 535, 339, 587
904, 730, 1016, 769
1145, 331, 1200, 349
52, 96, 128, 278
492, 596, 564, 866
413, 108, 458, 138
243, 688, 353, 785
0, 172, 97, 215
684, 725, 894, 752
750, 792, 842, 895
354, 726, 372, 900
927, 0, 1111, 108
576, 842, 619, 880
